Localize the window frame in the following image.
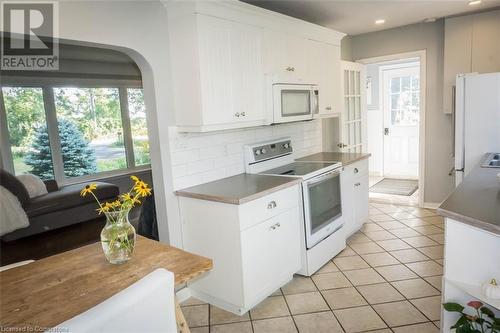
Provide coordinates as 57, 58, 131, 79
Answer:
0, 76, 150, 185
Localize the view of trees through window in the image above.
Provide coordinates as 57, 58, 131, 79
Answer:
2, 86, 150, 181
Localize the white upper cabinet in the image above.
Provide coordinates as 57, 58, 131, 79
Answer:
167, 1, 345, 132
306, 41, 342, 117
262, 31, 309, 82
198, 15, 265, 126
443, 10, 500, 114
169, 13, 266, 132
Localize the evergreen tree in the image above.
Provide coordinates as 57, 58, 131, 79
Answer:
25, 119, 97, 179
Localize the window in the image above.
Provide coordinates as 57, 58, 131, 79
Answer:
127, 88, 150, 166
390, 74, 420, 126
2, 87, 55, 180
1, 85, 150, 183
54, 87, 127, 175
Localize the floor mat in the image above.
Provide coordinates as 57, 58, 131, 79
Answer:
369, 178, 418, 196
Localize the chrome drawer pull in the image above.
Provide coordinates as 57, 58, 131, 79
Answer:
267, 201, 277, 209
354, 168, 359, 173
354, 182, 361, 187
269, 222, 281, 231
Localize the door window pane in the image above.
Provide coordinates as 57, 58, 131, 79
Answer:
127, 88, 150, 166
401, 76, 411, 92
54, 87, 126, 176
2, 87, 54, 180
391, 78, 400, 93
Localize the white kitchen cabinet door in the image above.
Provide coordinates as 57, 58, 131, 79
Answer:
241, 207, 301, 307
230, 21, 265, 123
197, 15, 234, 126
263, 32, 309, 82
307, 41, 341, 117
197, 15, 265, 126
341, 159, 369, 236
353, 175, 369, 231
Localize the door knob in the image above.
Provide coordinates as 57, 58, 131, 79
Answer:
337, 143, 348, 148
384, 128, 389, 136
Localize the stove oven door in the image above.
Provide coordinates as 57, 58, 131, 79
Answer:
302, 168, 343, 249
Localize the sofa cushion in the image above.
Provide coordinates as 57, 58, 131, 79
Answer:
17, 174, 48, 198
0, 169, 30, 208
25, 181, 119, 217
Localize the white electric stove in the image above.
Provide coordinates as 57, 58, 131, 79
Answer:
244, 137, 347, 276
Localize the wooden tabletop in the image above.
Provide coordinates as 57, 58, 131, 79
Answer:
0, 236, 213, 330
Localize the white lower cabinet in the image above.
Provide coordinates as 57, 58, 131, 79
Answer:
341, 159, 369, 236
179, 185, 301, 314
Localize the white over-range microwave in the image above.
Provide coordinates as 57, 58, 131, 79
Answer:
272, 83, 319, 124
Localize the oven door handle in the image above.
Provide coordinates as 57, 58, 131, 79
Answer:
305, 169, 341, 186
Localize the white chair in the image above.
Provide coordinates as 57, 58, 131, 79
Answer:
54, 268, 178, 333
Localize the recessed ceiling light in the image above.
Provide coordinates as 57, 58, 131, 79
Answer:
468, 0, 481, 5
375, 19, 385, 25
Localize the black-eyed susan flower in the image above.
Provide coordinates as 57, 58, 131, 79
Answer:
135, 183, 152, 197
96, 205, 110, 215
80, 183, 97, 196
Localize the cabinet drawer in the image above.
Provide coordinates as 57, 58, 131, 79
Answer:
241, 207, 301, 306
343, 159, 368, 178
238, 184, 300, 230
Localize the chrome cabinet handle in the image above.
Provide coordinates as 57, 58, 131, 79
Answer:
354, 182, 361, 187
235, 112, 240, 117
241, 112, 246, 116
286, 66, 295, 72
267, 201, 277, 209
270, 222, 281, 231
325, 106, 332, 111
354, 168, 359, 174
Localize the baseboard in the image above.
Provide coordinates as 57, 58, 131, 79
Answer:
175, 286, 191, 303
422, 202, 441, 209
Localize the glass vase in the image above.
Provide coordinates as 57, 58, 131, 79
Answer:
100, 208, 136, 264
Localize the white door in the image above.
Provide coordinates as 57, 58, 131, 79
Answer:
339, 61, 366, 153
382, 65, 420, 178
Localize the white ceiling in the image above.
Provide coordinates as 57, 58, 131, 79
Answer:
244, 0, 500, 35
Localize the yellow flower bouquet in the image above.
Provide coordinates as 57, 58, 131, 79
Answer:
80, 176, 152, 264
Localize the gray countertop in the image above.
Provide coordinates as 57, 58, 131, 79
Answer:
175, 173, 302, 205
296, 152, 371, 166
437, 159, 500, 235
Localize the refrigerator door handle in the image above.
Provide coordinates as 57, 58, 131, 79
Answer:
451, 85, 456, 158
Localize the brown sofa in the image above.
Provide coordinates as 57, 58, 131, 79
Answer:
0, 169, 119, 241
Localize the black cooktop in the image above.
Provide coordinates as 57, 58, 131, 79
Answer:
261, 162, 337, 176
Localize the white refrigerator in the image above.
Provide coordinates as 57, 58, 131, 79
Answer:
454, 72, 500, 186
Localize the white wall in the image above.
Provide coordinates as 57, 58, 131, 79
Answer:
56, 1, 181, 246
351, 20, 454, 204
169, 121, 323, 190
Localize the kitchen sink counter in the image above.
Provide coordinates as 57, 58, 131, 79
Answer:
296, 152, 371, 166
438, 157, 500, 235
176, 173, 302, 205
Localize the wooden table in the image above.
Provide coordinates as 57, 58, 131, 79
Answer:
0, 236, 213, 330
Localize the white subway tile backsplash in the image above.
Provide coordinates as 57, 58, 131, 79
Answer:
170, 149, 199, 165
168, 120, 323, 190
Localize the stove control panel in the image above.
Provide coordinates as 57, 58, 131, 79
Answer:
244, 138, 293, 164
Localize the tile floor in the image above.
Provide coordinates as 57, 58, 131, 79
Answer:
181, 202, 444, 333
